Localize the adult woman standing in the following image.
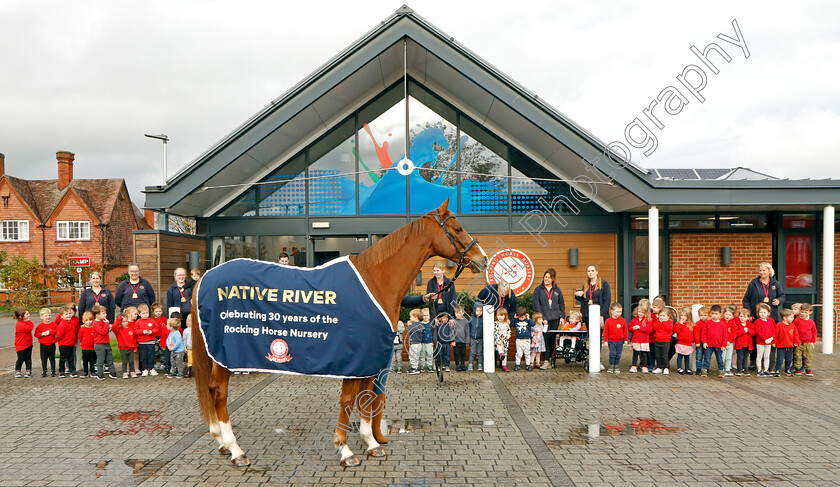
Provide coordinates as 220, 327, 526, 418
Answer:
166, 267, 193, 328
426, 261, 457, 319
574, 264, 611, 329
532, 268, 565, 369
743, 262, 785, 322
78, 272, 115, 323
115, 264, 156, 311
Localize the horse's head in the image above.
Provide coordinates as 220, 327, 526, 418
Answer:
427, 198, 488, 274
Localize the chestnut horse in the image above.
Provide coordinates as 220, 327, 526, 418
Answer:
190, 199, 487, 467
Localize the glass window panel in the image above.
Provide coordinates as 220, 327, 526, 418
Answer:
309, 119, 356, 215
218, 187, 257, 217
668, 214, 715, 229
630, 215, 664, 230
783, 214, 816, 229
510, 167, 581, 214
458, 118, 508, 214
407, 97, 459, 214
259, 236, 307, 266
222, 236, 257, 261
259, 155, 306, 216
719, 214, 768, 229
634, 235, 663, 290
358, 99, 407, 215
785, 234, 813, 288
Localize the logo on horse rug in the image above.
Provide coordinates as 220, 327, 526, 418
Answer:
196, 257, 395, 378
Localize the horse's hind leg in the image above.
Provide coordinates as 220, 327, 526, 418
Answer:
335, 379, 361, 466
357, 377, 385, 458
370, 392, 388, 445
209, 365, 250, 467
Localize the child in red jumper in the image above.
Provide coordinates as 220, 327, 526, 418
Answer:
134, 304, 159, 376
721, 307, 739, 377
652, 309, 673, 375
753, 303, 775, 377
701, 305, 728, 378
603, 302, 628, 373
793, 303, 817, 376
152, 302, 168, 373
54, 306, 79, 378
14, 307, 34, 378
693, 307, 709, 376
673, 307, 695, 375
734, 308, 755, 376
92, 305, 117, 380
78, 312, 96, 378
774, 309, 800, 377
114, 307, 138, 379
34, 308, 58, 378
629, 299, 653, 373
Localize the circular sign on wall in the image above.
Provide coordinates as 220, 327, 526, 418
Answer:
485, 249, 535, 296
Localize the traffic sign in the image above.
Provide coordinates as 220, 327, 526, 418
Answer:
76, 267, 83, 274
69, 257, 90, 267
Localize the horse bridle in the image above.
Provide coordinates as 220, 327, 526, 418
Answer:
431, 213, 479, 297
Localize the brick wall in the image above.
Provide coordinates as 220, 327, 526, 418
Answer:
669, 233, 773, 309
46, 195, 103, 267
105, 185, 137, 267
0, 179, 42, 260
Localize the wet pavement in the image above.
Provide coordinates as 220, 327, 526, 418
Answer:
2, 343, 840, 486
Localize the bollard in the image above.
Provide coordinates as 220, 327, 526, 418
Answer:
483, 305, 495, 373
589, 304, 601, 375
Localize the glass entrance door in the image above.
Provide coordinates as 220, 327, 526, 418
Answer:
309, 236, 370, 266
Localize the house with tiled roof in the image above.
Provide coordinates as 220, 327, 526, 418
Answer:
0, 150, 151, 286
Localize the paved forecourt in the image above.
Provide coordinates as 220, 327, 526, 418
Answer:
2, 345, 840, 486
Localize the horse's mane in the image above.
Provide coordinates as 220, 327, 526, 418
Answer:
352, 215, 430, 269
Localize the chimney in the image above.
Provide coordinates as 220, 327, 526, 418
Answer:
56, 150, 75, 190
0, 153, 4, 177
144, 209, 156, 229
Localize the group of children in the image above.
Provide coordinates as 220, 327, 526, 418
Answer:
604, 298, 818, 378
394, 297, 819, 379
14, 301, 193, 380
398, 303, 569, 374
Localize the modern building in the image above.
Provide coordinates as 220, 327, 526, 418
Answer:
143, 7, 840, 345
0, 150, 152, 286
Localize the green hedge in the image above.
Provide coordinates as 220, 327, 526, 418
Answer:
399, 291, 536, 321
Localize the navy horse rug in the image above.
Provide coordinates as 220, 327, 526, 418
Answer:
196, 257, 395, 378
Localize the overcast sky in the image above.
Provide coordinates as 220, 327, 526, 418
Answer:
2, 0, 838, 209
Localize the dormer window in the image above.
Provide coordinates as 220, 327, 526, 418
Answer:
57, 221, 90, 240
0, 220, 28, 241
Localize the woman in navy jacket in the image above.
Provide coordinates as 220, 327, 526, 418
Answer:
742, 262, 785, 322
78, 272, 115, 323
532, 268, 565, 367
477, 281, 518, 319
574, 264, 611, 328
426, 261, 457, 319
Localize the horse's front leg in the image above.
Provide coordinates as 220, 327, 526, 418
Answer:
370, 392, 388, 445
357, 377, 385, 458
335, 378, 361, 466
210, 366, 250, 467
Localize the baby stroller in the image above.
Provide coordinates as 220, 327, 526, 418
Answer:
551, 328, 590, 371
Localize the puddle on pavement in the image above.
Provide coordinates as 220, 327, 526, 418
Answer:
386, 418, 432, 434
274, 427, 303, 435
94, 410, 174, 438
723, 474, 785, 482
387, 476, 443, 486
89, 459, 166, 481
548, 418, 683, 446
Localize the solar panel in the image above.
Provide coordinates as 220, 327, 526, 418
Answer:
657, 169, 699, 179
696, 169, 730, 180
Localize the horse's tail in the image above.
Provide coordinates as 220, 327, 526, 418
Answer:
191, 280, 217, 424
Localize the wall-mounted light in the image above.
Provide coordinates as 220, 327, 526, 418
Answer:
569, 248, 579, 267
446, 259, 455, 268
416, 271, 422, 286
721, 247, 731, 266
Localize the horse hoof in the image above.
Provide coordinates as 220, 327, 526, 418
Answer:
231, 455, 250, 467
219, 446, 231, 456
340, 455, 360, 467
366, 446, 386, 458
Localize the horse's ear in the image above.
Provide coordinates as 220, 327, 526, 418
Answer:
437, 197, 450, 218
